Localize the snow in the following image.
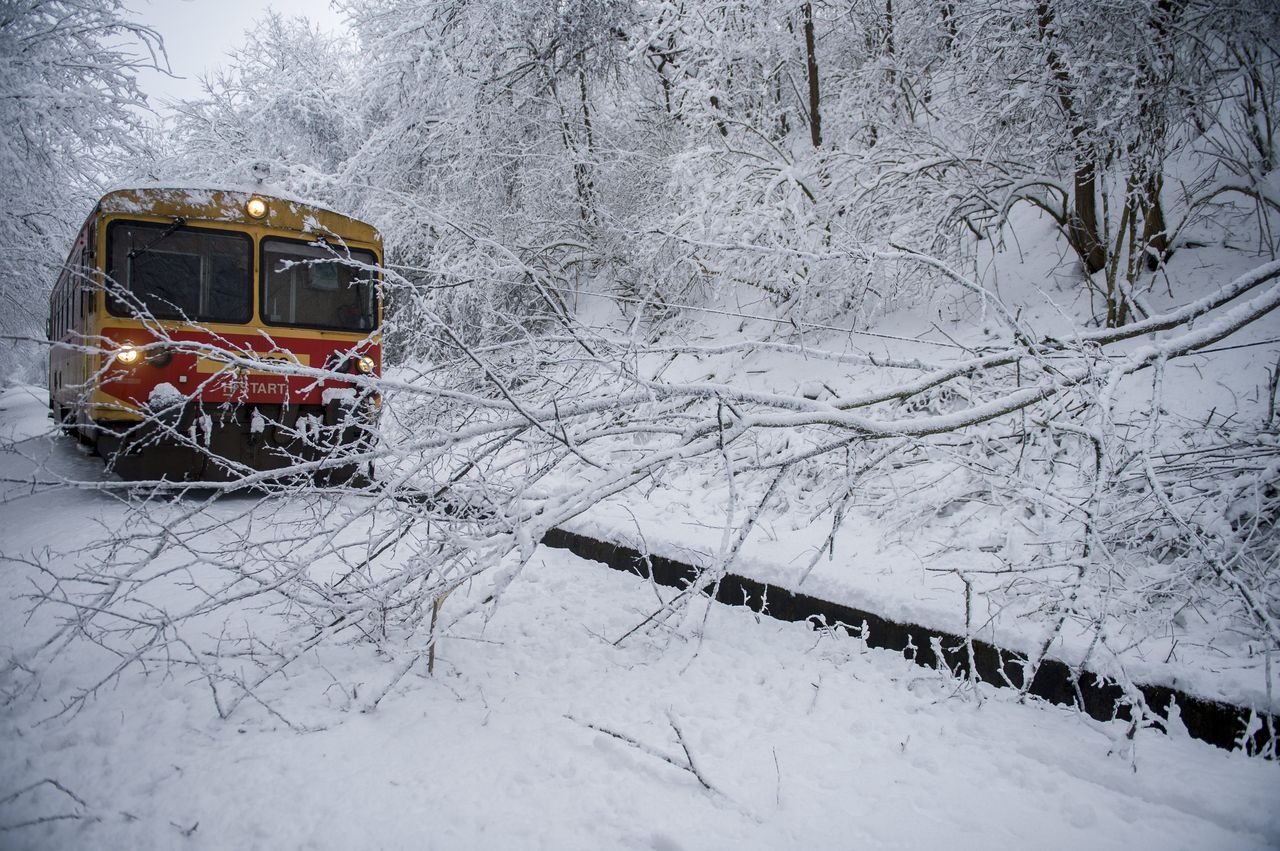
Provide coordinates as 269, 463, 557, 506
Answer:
100, 182, 358, 222
147, 382, 185, 408
0, 386, 51, 444
9, 3, 1280, 843
558, 481, 1279, 710
321, 387, 357, 406
1, 385, 1277, 849
505, 218, 1280, 714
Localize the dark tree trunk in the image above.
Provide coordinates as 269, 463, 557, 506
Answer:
941, 1, 957, 50
576, 66, 597, 225
1071, 156, 1107, 274
884, 0, 895, 61
1039, 2, 1106, 275
709, 94, 728, 137
802, 2, 822, 148
1140, 171, 1168, 270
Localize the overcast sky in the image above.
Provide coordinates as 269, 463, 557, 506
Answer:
131, 0, 349, 108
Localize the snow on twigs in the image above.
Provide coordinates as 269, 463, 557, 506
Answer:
5, 0, 1280, 843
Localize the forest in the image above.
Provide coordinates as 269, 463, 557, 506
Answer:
1, 0, 1279, 846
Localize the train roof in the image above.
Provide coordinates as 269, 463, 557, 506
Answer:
96, 185, 380, 245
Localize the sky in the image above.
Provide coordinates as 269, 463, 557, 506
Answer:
130, 0, 349, 107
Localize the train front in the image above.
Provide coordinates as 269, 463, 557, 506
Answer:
90, 187, 383, 483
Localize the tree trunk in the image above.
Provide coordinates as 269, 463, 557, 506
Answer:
802, 2, 822, 148
1071, 156, 1107, 274
941, 1, 957, 51
1140, 171, 1168, 270
1039, 2, 1106, 275
576, 66, 597, 226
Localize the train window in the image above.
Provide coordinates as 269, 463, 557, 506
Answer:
106, 221, 251, 323
58, 280, 68, 337
261, 238, 377, 332
79, 244, 94, 315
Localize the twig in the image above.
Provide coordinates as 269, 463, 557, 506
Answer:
0, 778, 98, 832
566, 713, 720, 795
666, 711, 717, 793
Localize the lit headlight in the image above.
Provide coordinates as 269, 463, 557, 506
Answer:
114, 344, 140, 365
246, 196, 268, 219
356, 355, 376, 375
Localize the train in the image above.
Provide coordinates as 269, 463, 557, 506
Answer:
48, 186, 382, 483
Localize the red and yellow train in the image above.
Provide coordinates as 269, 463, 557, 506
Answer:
48, 186, 382, 482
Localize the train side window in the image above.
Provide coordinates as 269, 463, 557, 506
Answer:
56, 281, 66, 337
73, 265, 82, 323
79, 244, 94, 316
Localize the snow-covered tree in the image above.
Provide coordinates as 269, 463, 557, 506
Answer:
160, 13, 361, 197
6, 0, 1278, 746
891, 0, 1280, 324
0, 0, 160, 376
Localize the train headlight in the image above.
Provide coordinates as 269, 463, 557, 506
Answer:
114, 344, 140, 365
245, 196, 268, 219
356, 355, 376, 375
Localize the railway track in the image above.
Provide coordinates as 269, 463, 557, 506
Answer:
19, 467, 1275, 757
537, 527, 1277, 758
148, 477, 1280, 756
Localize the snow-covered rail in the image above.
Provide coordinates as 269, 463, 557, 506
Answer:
540, 527, 1276, 757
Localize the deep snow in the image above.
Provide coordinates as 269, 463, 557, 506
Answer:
1, 384, 1277, 850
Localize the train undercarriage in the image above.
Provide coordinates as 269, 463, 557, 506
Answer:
61, 396, 377, 485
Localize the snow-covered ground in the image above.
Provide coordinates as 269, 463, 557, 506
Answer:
1, 384, 1277, 849
546, 222, 1280, 711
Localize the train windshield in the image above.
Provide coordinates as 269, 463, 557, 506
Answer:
106, 221, 251, 323
261, 238, 378, 332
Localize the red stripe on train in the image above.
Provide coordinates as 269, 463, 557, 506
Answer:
99, 328, 380, 408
